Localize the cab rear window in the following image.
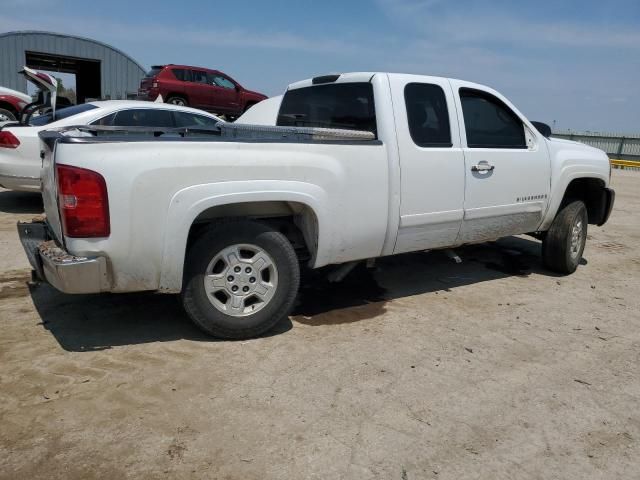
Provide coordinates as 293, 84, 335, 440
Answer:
277, 83, 376, 136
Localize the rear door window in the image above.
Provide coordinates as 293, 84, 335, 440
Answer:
113, 109, 175, 127
174, 112, 219, 128
277, 82, 376, 135
90, 112, 116, 126
404, 83, 452, 147
459, 88, 526, 149
191, 70, 209, 84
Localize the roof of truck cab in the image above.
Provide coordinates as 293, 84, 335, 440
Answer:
286, 72, 489, 91
287, 72, 457, 90
287, 72, 378, 90
287, 72, 453, 90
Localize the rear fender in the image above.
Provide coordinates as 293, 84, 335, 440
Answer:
158, 180, 328, 292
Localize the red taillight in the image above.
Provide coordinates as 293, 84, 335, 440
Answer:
0, 131, 20, 149
56, 164, 110, 238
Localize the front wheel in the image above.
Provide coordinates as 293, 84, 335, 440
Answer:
542, 200, 588, 274
182, 220, 300, 339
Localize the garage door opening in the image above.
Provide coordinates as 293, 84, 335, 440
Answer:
25, 51, 101, 104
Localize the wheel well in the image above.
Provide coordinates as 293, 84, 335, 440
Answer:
561, 178, 607, 225
186, 201, 318, 265
0, 101, 18, 115
166, 92, 188, 102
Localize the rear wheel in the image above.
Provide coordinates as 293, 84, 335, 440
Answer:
182, 220, 300, 339
0, 108, 17, 122
167, 96, 187, 106
542, 200, 588, 274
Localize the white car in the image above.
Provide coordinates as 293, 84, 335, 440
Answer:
20, 72, 614, 339
0, 100, 222, 191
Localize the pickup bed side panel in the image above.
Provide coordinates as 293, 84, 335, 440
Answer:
57, 139, 389, 293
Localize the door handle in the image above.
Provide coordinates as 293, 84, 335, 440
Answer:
471, 163, 495, 172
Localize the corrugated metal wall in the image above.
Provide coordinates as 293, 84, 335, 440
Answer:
553, 131, 640, 161
0, 31, 146, 100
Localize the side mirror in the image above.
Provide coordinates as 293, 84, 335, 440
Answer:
531, 121, 552, 138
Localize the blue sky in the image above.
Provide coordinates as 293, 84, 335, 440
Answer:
2, 0, 639, 132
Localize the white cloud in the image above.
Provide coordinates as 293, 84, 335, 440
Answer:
0, 13, 363, 55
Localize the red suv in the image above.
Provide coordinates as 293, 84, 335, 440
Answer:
138, 65, 267, 117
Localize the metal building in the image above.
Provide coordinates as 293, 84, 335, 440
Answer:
0, 30, 146, 103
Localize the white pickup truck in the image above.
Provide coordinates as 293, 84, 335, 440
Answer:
19, 72, 614, 339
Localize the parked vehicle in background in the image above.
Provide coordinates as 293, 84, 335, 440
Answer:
137, 64, 267, 118
138, 65, 267, 117
0, 86, 32, 122
21, 72, 614, 339
0, 100, 222, 191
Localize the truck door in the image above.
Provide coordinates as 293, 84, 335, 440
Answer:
389, 75, 466, 254
450, 81, 551, 243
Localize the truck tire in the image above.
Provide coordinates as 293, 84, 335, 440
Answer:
182, 220, 300, 339
542, 200, 588, 274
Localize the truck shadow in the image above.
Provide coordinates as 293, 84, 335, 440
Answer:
292, 235, 554, 326
30, 235, 563, 351
29, 286, 294, 351
0, 190, 44, 214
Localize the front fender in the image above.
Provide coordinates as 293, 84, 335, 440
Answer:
158, 180, 329, 292
539, 167, 609, 231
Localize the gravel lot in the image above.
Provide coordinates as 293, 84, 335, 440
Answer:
1, 169, 638, 480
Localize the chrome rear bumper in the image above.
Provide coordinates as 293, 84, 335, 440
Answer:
17, 221, 110, 294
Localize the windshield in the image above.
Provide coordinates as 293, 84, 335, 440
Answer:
30, 104, 99, 126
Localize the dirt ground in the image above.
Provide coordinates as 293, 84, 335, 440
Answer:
0, 170, 638, 480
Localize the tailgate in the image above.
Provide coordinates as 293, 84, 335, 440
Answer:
39, 131, 64, 244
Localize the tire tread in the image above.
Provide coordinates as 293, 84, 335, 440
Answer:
542, 200, 587, 274
182, 219, 299, 339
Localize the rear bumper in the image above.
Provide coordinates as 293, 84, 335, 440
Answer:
136, 90, 158, 101
598, 187, 615, 226
0, 173, 40, 192
17, 221, 110, 293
